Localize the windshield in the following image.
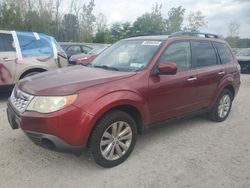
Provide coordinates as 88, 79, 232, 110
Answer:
237, 49, 250, 56
88, 46, 108, 55
91, 40, 162, 72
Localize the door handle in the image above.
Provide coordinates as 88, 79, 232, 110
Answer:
187, 77, 197, 81
218, 71, 225, 75
2, 57, 14, 61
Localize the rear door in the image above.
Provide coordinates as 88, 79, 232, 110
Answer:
213, 42, 237, 75
0, 33, 17, 85
191, 40, 223, 108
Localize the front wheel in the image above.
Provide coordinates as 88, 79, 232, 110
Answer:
89, 110, 137, 168
209, 89, 233, 122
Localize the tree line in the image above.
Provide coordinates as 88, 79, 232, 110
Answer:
0, 0, 249, 47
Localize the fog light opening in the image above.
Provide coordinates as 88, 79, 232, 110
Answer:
41, 138, 56, 150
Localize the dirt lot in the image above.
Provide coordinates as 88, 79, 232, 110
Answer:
0, 75, 250, 188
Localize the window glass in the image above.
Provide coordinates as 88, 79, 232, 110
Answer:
67, 46, 81, 53
191, 41, 217, 68
0, 33, 15, 52
159, 42, 191, 72
92, 40, 162, 72
214, 42, 233, 64
82, 46, 92, 53
17, 32, 53, 57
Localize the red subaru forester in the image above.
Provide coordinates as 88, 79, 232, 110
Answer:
7, 32, 241, 168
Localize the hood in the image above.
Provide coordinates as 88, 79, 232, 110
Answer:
236, 56, 250, 61
18, 66, 136, 96
70, 53, 90, 61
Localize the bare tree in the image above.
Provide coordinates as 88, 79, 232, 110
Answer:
186, 11, 207, 32
228, 21, 240, 37
96, 13, 108, 32
226, 21, 241, 47
55, 0, 63, 38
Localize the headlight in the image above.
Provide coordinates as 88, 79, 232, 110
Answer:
27, 95, 77, 113
79, 57, 88, 61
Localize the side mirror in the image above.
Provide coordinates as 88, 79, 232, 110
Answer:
158, 61, 177, 75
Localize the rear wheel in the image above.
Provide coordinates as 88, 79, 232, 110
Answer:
209, 89, 233, 122
89, 110, 137, 168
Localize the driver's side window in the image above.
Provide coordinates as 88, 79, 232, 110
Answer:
159, 41, 191, 72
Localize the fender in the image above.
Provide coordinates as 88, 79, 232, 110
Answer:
211, 75, 234, 105
17, 65, 48, 80
78, 90, 150, 144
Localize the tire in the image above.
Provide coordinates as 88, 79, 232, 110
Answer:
209, 89, 233, 122
89, 110, 137, 168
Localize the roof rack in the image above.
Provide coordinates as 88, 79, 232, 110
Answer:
128, 33, 153, 38
170, 31, 221, 39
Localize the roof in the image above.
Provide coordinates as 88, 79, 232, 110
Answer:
0, 30, 12, 34
125, 35, 169, 41
125, 32, 225, 43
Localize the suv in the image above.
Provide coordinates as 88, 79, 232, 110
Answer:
0, 30, 68, 90
7, 32, 241, 168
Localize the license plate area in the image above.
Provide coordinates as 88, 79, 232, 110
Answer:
7, 106, 20, 130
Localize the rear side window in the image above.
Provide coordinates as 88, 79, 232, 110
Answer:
214, 42, 233, 64
0, 33, 15, 52
159, 42, 191, 72
67, 46, 81, 53
191, 41, 217, 68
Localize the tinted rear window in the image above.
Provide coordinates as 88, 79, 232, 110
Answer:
191, 41, 217, 68
214, 42, 233, 64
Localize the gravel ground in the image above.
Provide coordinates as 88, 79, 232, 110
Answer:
0, 75, 250, 188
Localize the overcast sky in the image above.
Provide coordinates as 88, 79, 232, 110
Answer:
88, 0, 250, 38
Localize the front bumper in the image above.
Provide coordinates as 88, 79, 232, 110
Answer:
25, 131, 84, 154
7, 101, 93, 154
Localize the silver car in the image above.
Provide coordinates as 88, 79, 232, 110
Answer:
236, 48, 250, 73
0, 30, 68, 89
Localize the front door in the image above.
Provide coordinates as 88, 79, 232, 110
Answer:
0, 33, 17, 86
148, 41, 200, 123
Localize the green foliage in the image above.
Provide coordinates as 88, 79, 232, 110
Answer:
0, 0, 249, 47
166, 6, 185, 34
132, 3, 166, 35
0, 2, 25, 30
79, 0, 96, 42
226, 37, 239, 48
61, 14, 79, 42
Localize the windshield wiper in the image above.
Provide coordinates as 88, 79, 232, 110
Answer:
93, 65, 119, 71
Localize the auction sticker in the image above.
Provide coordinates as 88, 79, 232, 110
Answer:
142, 41, 162, 46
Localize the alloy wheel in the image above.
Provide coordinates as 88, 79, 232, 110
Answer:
100, 121, 132, 161
218, 94, 231, 118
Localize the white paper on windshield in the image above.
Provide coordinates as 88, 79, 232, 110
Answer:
130, 63, 144, 68
141, 41, 162, 46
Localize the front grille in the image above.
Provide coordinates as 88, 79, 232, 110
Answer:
10, 88, 34, 113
